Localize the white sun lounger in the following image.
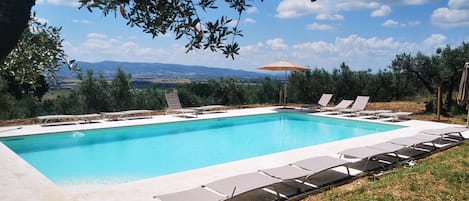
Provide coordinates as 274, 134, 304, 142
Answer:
421, 127, 468, 139
320, 100, 354, 112
165, 93, 198, 117
339, 96, 370, 114
37, 113, 101, 126
102, 110, 152, 120
339, 143, 402, 171
377, 112, 412, 121
37, 115, 77, 125
301, 93, 333, 111
193, 105, 227, 114
154, 187, 225, 201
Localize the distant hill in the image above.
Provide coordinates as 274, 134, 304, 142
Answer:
58, 61, 275, 81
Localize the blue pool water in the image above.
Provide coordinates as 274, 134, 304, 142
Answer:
1, 113, 403, 185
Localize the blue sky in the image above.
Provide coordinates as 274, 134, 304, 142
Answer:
34, 0, 469, 72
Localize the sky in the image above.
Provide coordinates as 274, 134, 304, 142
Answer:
34, 0, 469, 72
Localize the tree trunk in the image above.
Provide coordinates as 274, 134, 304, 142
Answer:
0, 0, 35, 63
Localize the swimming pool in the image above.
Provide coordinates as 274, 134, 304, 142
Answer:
1, 113, 403, 186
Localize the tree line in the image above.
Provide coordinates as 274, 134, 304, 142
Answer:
1, 40, 469, 120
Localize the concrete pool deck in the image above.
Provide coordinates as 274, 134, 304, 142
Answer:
0, 106, 467, 201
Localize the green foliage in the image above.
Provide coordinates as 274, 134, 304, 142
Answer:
0, 16, 77, 99
78, 0, 272, 59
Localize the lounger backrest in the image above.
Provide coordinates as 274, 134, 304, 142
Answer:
335, 100, 353, 109
165, 93, 183, 109
318, 94, 333, 107
351, 96, 370, 110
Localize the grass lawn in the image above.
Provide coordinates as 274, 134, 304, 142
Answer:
302, 142, 469, 201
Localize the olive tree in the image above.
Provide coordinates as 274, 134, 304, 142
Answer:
0, 16, 77, 99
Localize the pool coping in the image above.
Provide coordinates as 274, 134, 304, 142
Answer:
0, 107, 467, 201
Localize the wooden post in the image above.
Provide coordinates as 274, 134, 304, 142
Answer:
437, 86, 441, 121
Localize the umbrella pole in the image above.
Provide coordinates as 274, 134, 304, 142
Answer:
284, 70, 287, 108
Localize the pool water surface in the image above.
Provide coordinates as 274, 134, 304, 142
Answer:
0, 113, 403, 185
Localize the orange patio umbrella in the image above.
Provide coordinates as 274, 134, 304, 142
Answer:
258, 61, 310, 108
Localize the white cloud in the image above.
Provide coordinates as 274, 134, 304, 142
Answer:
382, 19, 399, 27
46, 0, 80, 7
449, 0, 469, 9
316, 14, 344, 21
431, 4, 469, 27
64, 33, 172, 63
371, 5, 391, 17
247, 6, 259, 14
266, 38, 288, 50
35, 0, 45, 4
423, 33, 447, 48
72, 19, 93, 24
399, 0, 434, 5
244, 18, 256, 24
337, 1, 380, 11
276, 0, 328, 19
382, 19, 420, 27
307, 22, 334, 30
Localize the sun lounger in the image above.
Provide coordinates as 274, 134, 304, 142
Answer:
301, 94, 333, 111
377, 112, 412, 121
203, 172, 281, 199
339, 143, 402, 171
155, 187, 225, 201
37, 113, 101, 126
165, 93, 198, 117
260, 156, 350, 186
193, 105, 227, 114
74, 113, 101, 123
421, 127, 468, 140
339, 96, 370, 114
357, 110, 392, 118
320, 99, 354, 112
102, 110, 152, 120
387, 134, 443, 152
37, 115, 77, 125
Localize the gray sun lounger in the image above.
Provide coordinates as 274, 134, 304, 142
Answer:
203, 172, 281, 199
155, 187, 225, 201
421, 127, 468, 140
260, 156, 350, 185
339, 96, 370, 114
387, 134, 444, 151
301, 94, 333, 111
165, 93, 198, 117
320, 100, 354, 112
339, 143, 403, 171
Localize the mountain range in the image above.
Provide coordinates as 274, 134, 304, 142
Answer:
58, 61, 276, 81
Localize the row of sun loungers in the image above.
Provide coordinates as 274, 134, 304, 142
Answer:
154, 127, 467, 201
301, 94, 413, 122
164, 93, 227, 117
36, 93, 227, 126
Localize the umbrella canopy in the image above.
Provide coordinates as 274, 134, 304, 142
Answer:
258, 61, 310, 71
258, 61, 310, 107
457, 62, 469, 126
